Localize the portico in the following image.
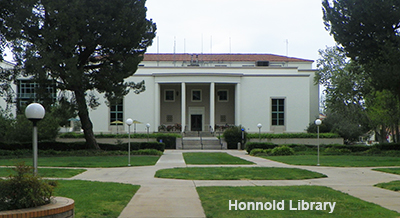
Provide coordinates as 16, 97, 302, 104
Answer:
154, 75, 240, 133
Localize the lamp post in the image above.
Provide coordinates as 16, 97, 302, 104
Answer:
315, 119, 322, 166
25, 103, 45, 175
257, 123, 262, 142
146, 123, 151, 142
126, 118, 133, 166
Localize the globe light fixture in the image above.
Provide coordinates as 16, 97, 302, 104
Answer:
315, 119, 322, 166
125, 118, 133, 166
146, 123, 151, 141
257, 123, 262, 142
25, 103, 45, 175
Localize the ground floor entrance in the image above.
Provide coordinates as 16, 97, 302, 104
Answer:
191, 114, 202, 131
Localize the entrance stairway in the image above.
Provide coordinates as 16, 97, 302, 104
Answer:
177, 131, 226, 150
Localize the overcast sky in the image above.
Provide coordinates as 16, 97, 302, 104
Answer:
145, 0, 337, 63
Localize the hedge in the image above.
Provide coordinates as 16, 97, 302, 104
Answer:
245, 142, 371, 153
156, 136, 176, 149
373, 143, 400, 151
247, 133, 340, 139
245, 142, 278, 153
58, 132, 181, 139
0, 141, 165, 152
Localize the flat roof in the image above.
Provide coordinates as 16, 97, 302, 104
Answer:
142, 53, 313, 62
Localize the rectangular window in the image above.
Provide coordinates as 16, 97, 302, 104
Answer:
192, 90, 202, 102
165, 90, 175, 102
220, 115, 226, 123
110, 99, 123, 125
166, 115, 173, 122
16, 79, 56, 110
217, 90, 228, 102
272, 99, 285, 126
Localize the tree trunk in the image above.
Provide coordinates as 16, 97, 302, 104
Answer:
74, 90, 101, 150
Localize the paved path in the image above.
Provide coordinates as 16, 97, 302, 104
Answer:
70, 150, 400, 217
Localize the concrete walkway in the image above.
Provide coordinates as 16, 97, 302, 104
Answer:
69, 150, 400, 217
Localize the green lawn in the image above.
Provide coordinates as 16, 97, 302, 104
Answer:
373, 167, 400, 175
375, 180, 400, 192
263, 155, 400, 167
0, 167, 86, 178
197, 186, 400, 218
53, 180, 139, 218
155, 167, 326, 180
183, 152, 254, 165
0, 155, 160, 168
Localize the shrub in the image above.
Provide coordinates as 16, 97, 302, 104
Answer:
132, 149, 163, 155
0, 163, 57, 211
270, 146, 295, 156
247, 132, 341, 139
245, 142, 278, 153
156, 136, 176, 149
373, 143, 400, 151
324, 147, 351, 155
249, 149, 264, 156
222, 125, 247, 149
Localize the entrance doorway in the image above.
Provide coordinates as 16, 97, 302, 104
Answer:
191, 114, 202, 131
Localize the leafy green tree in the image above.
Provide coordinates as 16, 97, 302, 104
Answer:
0, 0, 156, 149
322, 0, 400, 99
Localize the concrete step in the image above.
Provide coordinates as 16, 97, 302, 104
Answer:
178, 137, 226, 150
184, 131, 215, 137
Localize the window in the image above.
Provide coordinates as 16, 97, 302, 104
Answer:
272, 99, 285, 126
110, 99, 123, 125
16, 79, 56, 109
166, 115, 173, 122
217, 90, 228, 102
165, 90, 175, 102
192, 90, 202, 102
220, 115, 226, 123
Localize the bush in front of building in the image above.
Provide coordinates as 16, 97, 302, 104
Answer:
0, 163, 57, 211
156, 135, 176, 149
270, 145, 295, 156
223, 125, 248, 149
245, 142, 278, 153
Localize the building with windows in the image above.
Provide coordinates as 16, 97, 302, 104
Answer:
93, 53, 319, 134
0, 53, 319, 134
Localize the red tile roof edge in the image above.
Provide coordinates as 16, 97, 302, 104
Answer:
142, 53, 313, 62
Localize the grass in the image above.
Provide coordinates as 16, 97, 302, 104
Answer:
0, 167, 86, 178
183, 152, 254, 165
0, 155, 160, 168
375, 181, 400, 192
197, 186, 400, 218
53, 180, 139, 218
262, 155, 400, 167
373, 167, 400, 175
155, 167, 327, 180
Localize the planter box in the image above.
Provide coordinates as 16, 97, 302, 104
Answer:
0, 197, 74, 218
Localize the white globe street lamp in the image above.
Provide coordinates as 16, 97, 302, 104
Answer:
146, 123, 151, 142
315, 119, 322, 166
25, 103, 45, 175
126, 118, 133, 166
257, 123, 262, 142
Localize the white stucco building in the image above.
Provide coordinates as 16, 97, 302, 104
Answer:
0, 53, 319, 134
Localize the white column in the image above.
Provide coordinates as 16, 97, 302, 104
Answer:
181, 82, 186, 133
210, 82, 215, 132
154, 82, 160, 132
235, 83, 241, 125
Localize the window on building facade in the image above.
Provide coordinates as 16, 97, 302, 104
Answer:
272, 98, 285, 126
192, 90, 202, 102
217, 90, 228, 102
220, 115, 226, 123
17, 79, 56, 109
110, 99, 123, 125
166, 115, 173, 122
165, 90, 175, 101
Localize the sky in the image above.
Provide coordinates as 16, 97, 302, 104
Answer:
145, 0, 337, 63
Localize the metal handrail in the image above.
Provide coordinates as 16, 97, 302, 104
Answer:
200, 132, 203, 150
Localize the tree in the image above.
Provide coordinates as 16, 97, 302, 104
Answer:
0, 0, 156, 149
322, 0, 400, 100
